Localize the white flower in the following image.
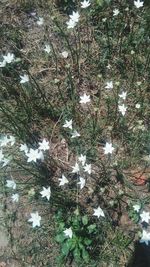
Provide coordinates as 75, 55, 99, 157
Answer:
26, 148, 44, 162
140, 230, 150, 245
140, 211, 150, 224
118, 104, 127, 116
77, 176, 85, 189
83, 163, 91, 174
71, 130, 80, 138
8, 135, 15, 146
44, 44, 51, 54
58, 174, 69, 186
61, 51, 68, 58
63, 227, 73, 238
40, 186, 51, 201
0, 135, 10, 147
66, 19, 77, 29
20, 144, 29, 153
133, 204, 141, 212
37, 17, 44, 25
113, 9, 120, 16
28, 211, 41, 228
81, 0, 91, 8
2, 158, 10, 167
102, 18, 107, 22
38, 138, 50, 151
0, 150, 4, 162
107, 64, 111, 69
119, 91, 127, 100
93, 206, 105, 218
137, 81, 142, 86
103, 142, 114, 154
6, 180, 16, 190
78, 154, 86, 166
63, 119, 72, 130
11, 193, 19, 202
134, 0, 144, 8
72, 162, 80, 173
135, 103, 141, 109
105, 81, 113, 89
0, 59, 6, 68
79, 93, 91, 104
3, 53, 15, 64
20, 74, 29, 84
69, 11, 80, 23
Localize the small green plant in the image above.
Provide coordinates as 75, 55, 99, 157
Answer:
55, 209, 98, 265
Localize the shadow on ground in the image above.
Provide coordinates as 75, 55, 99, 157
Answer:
127, 242, 150, 267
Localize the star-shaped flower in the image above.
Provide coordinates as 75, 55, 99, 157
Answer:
140, 211, 150, 224
20, 74, 29, 84
28, 211, 41, 228
140, 230, 150, 245
134, 0, 144, 8
77, 176, 86, 189
113, 9, 120, 16
58, 174, 69, 186
6, 180, 16, 190
119, 91, 127, 100
72, 162, 80, 173
44, 44, 51, 54
71, 130, 80, 138
83, 163, 91, 174
11, 193, 19, 203
81, 0, 91, 8
78, 154, 86, 166
66, 19, 77, 29
37, 17, 44, 25
63, 227, 73, 238
133, 204, 141, 213
20, 144, 29, 153
63, 119, 72, 130
3, 53, 15, 64
79, 93, 91, 104
26, 148, 44, 162
40, 186, 51, 200
118, 104, 127, 116
105, 81, 113, 89
0, 59, 6, 68
0, 135, 10, 147
103, 142, 114, 154
69, 11, 80, 23
38, 139, 50, 151
61, 51, 69, 58
93, 206, 105, 218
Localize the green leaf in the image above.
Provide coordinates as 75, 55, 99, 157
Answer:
82, 215, 88, 226
87, 224, 96, 233
73, 247, 81, 262
55, 234, 66, 243
84, 238, 92, 246
62, 240, 72, 256
82, 247, 90, 263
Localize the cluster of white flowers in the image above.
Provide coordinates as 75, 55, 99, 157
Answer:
20, 138, 50, 163
66, 1, 90, 29
118, 90, 127, 116
63, 119, 80, 139
133, 204, 150, 245
0, 135, 15, 167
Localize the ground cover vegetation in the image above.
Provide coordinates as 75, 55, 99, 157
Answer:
0, 0, 150, 266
